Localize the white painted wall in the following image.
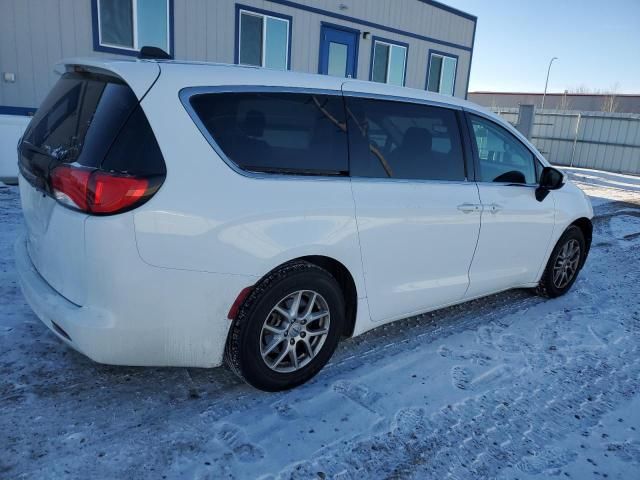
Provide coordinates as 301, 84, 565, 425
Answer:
0, 115, 30, 184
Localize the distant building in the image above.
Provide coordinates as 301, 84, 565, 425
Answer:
0, 0, 477, 115
468, 92, 640, 114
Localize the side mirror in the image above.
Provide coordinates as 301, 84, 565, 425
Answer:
535, 166, 564, 201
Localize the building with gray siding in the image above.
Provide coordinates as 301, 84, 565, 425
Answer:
469, 92, 640, 114
0, 0, 476, 115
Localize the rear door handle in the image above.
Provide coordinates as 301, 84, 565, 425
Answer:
457, 203, 481, 213
487, 203, 503, 214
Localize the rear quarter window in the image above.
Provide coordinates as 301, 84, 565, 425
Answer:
188, 92, 349, 175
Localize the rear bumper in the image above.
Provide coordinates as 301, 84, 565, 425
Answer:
15, 233, 113, 358
15, 233, 256, 367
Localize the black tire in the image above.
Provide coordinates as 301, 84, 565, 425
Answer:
224, 261, 345, 391
537, 225, 586, 298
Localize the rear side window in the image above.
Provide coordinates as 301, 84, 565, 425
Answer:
189, 92, 348, 175
20, 71, 165, 183
346, 97, 466, 181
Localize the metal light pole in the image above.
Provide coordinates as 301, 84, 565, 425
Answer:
541, 57, 558, 110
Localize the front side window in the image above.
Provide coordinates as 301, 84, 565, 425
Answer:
189, 92, 348, 175
346, 97, 466, 181
469, 115, 536, 184
371, 40, 407, 86
238, 9, 290, 70
95, 0, 170, 54
426, 52, 457, 96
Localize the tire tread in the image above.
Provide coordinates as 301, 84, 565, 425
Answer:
224, 261, 334, 387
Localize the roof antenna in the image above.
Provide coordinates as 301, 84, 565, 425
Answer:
138, 46, 172, 60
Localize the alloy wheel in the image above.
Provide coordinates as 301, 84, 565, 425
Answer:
259, 290, 331, 373
552, 239, 581, 289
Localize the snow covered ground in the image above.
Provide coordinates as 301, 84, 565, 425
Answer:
1, 168, 639, 479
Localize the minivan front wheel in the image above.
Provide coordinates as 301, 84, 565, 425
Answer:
225, 261, 345, 391
537, 225, 586, 298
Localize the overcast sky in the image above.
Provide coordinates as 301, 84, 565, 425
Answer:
444, 0, 640, 93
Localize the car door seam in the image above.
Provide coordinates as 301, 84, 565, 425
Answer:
463, 182, 483, 298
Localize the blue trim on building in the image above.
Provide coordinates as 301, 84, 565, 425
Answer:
91, 0, 174, 58
0, 106, 36, 116
415, 0, 477, 22
262, 0, 473, 53
234, 4, 293, 69
465, 21, 477, 100
425, 49, 459, 96
368, 36, 410, 86
169, 0, 175, 58
318, 22, 360, 78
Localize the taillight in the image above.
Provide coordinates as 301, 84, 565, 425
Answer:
50, 165, 162, 215
90, 172, 150, 214
50, 165, 91, 211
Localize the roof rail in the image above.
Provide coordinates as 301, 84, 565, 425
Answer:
138, 46, 172, 60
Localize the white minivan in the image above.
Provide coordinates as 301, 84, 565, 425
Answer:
16, 58, 593, 391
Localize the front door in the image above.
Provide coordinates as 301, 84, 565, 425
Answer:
343, 88, 481, 323
319, 25, 358, 78
465, 113, 556, 298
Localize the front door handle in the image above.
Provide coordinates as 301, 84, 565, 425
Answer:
457, 203, 481, 213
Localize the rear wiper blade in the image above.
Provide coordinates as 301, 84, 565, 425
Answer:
21, 140, 58, 159
20, 140, 74, 162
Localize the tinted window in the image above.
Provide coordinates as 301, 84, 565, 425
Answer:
23, 72, 138, 168
371, 43, 389, 83
469, 115, 536, 184
19, 71, 165, 187
346, 97, 466, 181
190, 92, 348, 175
239, 12, 263, 66
102, 105, 166, 176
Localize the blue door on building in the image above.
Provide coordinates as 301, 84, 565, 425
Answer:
318, 24, 359, 78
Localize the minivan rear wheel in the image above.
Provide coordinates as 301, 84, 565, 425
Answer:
537, 225, 586, 298
225, 261, 345, 391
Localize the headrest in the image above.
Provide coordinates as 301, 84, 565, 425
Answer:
403, 127, 433, 149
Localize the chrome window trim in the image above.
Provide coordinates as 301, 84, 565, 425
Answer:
341, 89, 463, 111
474, 182, 538, 188
350, 176, 470, 186
179, 85, 349, 182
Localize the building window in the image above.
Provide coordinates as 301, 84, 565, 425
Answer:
93, 0, 172, 55
370, 38, 408, 86
237, 7, 291, 70
426, 51, 457, 96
